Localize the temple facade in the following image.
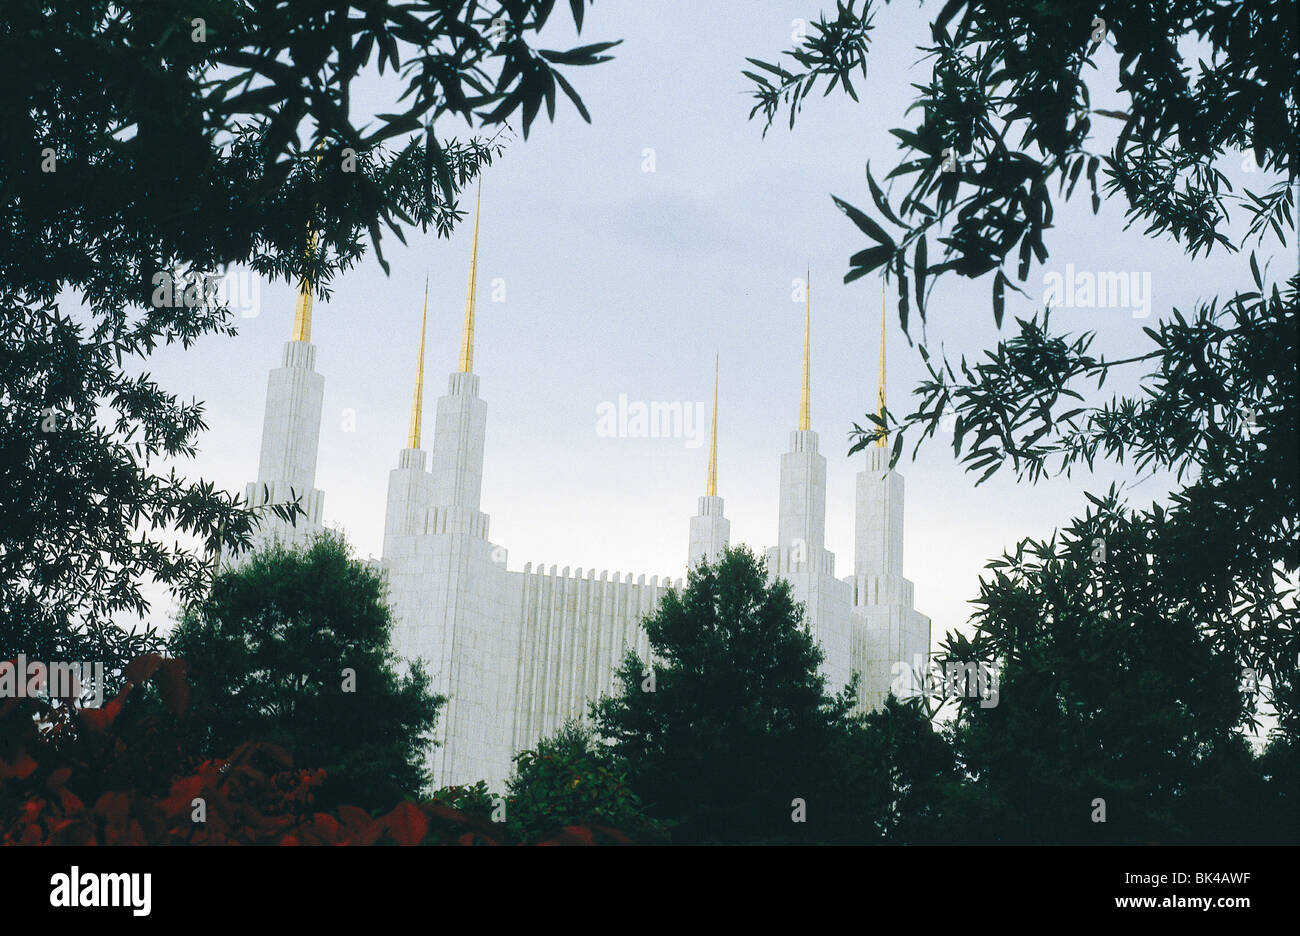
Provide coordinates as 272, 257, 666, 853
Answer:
238, 192, 931, 788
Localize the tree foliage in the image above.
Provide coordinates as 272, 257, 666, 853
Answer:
1, 0, 616, 681
170, 533, 443, 812
744, 0, 1296, 842
0, 652, 624, 845
505, 721, 669, 844
592, 546, 946, 844
934, 497, 1298, 842
747, 0, 1293, 323
747, 0, 1297, 741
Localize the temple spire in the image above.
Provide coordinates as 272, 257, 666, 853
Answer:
291, 143, 325, 343
799, 266, 811, 431
291, 229, 317, 342
407, 275, 430, 449
457, 183, 481, 373
877, 281, 887, 448
706, 354, 719, 497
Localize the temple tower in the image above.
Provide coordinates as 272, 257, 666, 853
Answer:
381, 185, 517, 787
849, 285, 931, 711
766, 270, 853, 692
240, 238, 326, 554
688, 355, 730, 567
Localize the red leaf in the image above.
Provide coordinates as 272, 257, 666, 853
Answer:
310, 812, 341, 841
154, 659, 191, 716
589, 825, 633, 845
379, 802, 428, 846
160, 773, 204, 818
56, 788, 85, 815
0, 752, 38, 780
79, 688, 129, 732
95, 791, 131, 826
540, 826, 596, 846
124, 653, 165, 683
336, 804, 372, 833
423, 802, 472, 825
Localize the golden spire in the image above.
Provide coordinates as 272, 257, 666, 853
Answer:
798, 266, 811, 431
877, 281, 887, 448
407, 275, 430, 449
457, 183, 481, 373
291, 143, 325, 343
291, 229, 316, 342
706, 354, 719, 497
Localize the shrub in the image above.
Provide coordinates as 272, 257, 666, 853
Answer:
1, 655, 624, 846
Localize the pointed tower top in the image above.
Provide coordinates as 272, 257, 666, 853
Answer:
291, 143, 326, 343
457, 183, 482, 374
407, 275, 430, 449
706, 354, 719, 497
877, 281, 887, 448
799, 266, 811, 431
291, 230, 317, 342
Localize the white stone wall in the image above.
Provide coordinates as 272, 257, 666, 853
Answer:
235, 339, 326, 561
383, 524, 516, 788
256, 341, 324, 496
381, 371, 522, 787
777, 429, 827, 554
687, 495, 730, 568
849, 446, 931, 714
430, 372, 486, 509
383, 448, 435, 548
777, 568, 855, 696
855, 446, 905, 579
764, 425, 855, 693
851, 604, 932, 713
508, 565, 679, 755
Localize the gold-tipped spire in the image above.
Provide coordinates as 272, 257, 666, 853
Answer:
706, 354, 719, 497
406, 275, 430, 449
877, 281, 887, 448
457, 183, 481, 373
291, 229, 316, 342
799, 266, 811, 431
291, 142, 326, 343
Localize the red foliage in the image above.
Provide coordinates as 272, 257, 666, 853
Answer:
0, 655, 622, 846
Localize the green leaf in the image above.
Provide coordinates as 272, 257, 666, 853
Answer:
832, 195, 896, 248
993, 270, 1006, 329
552, 70, 591, 123
895, 254, 910, 334
866, 164, 904, 227
847, 245, 893, 281
914, 234, 928, 317
539, 41, 623, 66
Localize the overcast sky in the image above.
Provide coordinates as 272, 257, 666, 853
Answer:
131, 2, 1289, 647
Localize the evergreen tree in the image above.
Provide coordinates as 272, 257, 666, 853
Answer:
505, 721, 669, 844
594, 546, 874, 844
171, 533, 442, 812
935, 499, 1294, 843
845, 695, 960, 844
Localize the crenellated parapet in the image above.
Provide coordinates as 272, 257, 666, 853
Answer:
508, 562, 681, 753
